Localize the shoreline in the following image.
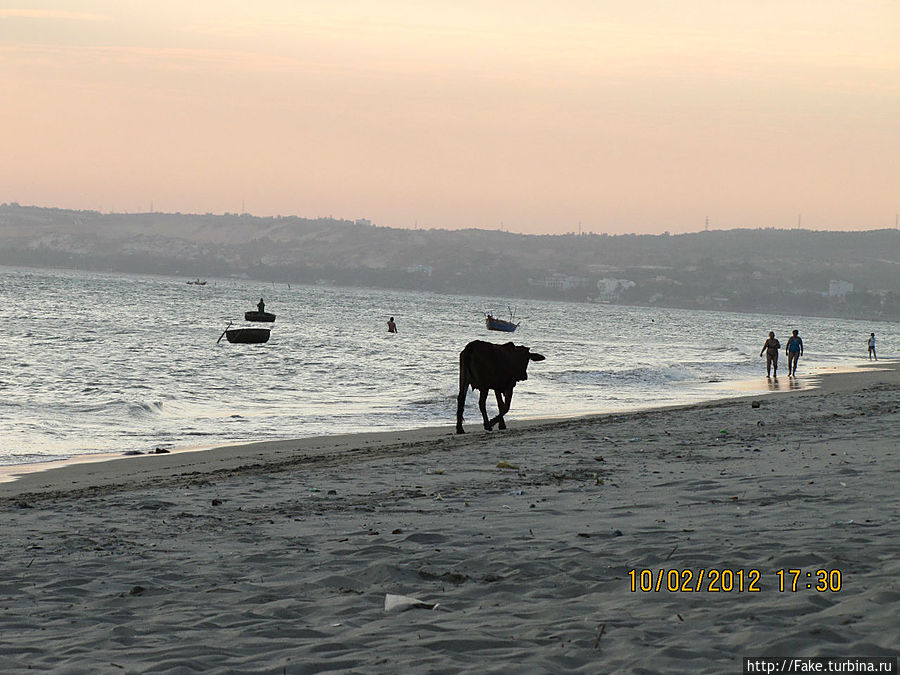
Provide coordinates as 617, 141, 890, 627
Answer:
2, 360, 897, 671
2, 360, 893, 499
3, 264, 891, 477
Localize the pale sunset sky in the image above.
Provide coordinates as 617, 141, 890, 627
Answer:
2, 1, 898, 234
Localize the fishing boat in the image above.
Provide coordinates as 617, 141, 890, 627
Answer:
486, 312, 519, 332
224, 327, 270, 344
244, 311, 276, 322
217, 321, 271, 344
186, 278, 207, 285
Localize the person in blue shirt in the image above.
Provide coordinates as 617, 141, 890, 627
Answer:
785, 329, 804, 376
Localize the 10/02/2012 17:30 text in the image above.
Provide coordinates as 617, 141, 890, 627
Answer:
628, 569, 843, 593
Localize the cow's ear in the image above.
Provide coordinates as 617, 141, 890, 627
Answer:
529, 352, 546, 361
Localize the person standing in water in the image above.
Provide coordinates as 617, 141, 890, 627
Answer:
257, 298, 266, 313
867, 333, 877, 360
387, 316, 398, 333
785, 329, 804, 376
760, 331, 781, 377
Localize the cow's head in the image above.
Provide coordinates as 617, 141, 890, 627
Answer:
503, 343, 545, 381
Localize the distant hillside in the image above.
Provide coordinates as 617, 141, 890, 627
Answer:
1, 203, 898, 321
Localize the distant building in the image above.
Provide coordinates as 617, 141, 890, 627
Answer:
828, 280, 853, 297
595, 278, 635, 301
654, 275, 678, 284
406, 264, 432, 277
529, 273, 591, 291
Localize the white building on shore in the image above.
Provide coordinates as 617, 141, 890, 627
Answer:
828, 280, 853, 297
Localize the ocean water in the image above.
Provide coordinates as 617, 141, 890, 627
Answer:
0, 266, 894, 467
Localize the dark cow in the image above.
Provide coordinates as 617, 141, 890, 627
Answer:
456, 340, 545, 434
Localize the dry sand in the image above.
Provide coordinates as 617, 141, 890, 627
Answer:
1, 363, 898, 673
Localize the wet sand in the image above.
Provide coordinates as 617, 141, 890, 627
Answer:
2, 363, 898, 672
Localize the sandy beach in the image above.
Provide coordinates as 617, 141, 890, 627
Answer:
2, 363, 898, 673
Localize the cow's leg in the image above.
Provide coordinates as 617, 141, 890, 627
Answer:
456, 353, 468, 434
478, 388, 493, 430
496, 387, 514, 429
493, 390, 507, 430
456, 387, 467, 434
487, 388, 513, 430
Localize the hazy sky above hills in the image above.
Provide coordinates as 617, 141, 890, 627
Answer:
3, 1, 898, 234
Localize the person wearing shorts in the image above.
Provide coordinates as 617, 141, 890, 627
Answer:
785, 329, 803, 376
760, 331, 781, 377
868, 333, 877, 360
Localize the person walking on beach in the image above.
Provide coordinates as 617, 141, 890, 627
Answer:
867, 333, 877, 360
760, 331, 781, 377
785, 329, 803, 376
387, 316, 398, 333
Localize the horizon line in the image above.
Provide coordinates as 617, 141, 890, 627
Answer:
2, 201, 898, 238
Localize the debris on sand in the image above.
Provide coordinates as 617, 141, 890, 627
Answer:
384, 594, 439, 612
